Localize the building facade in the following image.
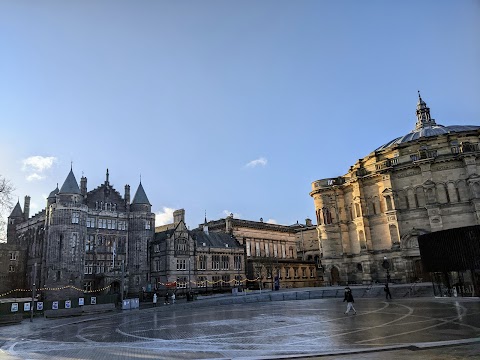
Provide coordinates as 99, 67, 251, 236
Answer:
151, 209, 245, 294
310, 94, 480, 285
205, 214, 321, 289
6, 169, 155, 300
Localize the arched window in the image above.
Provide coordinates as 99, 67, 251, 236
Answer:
385, 195, 393, 211
323, 207, 333, 224
355, 203, 361, 218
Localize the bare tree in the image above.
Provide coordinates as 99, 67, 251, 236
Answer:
0, 175, 14, 242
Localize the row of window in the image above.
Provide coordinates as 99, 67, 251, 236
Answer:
84, 216, 129, 230
84, 261, 123, 274
245, 242, 292, 258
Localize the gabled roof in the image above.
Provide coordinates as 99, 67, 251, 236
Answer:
131, 182, 151, 205
9, 201, 23, 218
59, 169, 81, 194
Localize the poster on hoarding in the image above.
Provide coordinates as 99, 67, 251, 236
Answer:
65, 300, 71, 309
91, 297, 96, 304
11, 303, 18, 312
52, 301, 58, 310
24, 303, 31, 312
37, 302, 43, 311
79, 297, 84, 306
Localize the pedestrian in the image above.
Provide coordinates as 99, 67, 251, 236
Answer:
343, 286, 356, 315
171, 292, 176, 304
152, 293, 157, 307
384, 283, 392, 299
164, 293, 170, 305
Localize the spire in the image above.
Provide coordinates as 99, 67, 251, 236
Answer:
105, 168, 109, 185
9, 200, 23, 218
59, 169, 81, 194
415, 91, 436, 130
131, 182, 151, 205
203, 210, 209, 235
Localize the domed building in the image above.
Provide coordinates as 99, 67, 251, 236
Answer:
310, 93, 480, 285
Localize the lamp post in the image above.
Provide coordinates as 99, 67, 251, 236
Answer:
382, 256, 391, 283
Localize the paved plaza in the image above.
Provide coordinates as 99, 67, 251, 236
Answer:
0, 293, 479, 359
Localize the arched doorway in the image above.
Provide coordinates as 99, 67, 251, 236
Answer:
331, 267, 340, 285
110, 281, 121, 294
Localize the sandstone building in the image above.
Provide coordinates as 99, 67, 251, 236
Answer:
310, 93, 480, 285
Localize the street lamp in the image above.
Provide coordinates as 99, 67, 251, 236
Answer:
382, 256, 391, 283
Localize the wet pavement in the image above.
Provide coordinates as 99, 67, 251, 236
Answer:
0, 295, 479, 359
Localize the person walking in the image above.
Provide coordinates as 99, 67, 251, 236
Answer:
384, 283, 392, 299
164, 293, 170, 305
171, 292, 176, 304
343, 286, 356, 315
152, 293, 157, 307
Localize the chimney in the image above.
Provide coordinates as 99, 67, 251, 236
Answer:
80, 176, 87, 196
306, 218, 312, 227
24, 196, 30, 221
226, 213, 233, 234
173, 209, 185, 224
124, 184, 130, 203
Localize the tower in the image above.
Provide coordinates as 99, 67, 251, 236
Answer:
43, 168, 88, 300
127, 180, 154, 295
7, 201, 24, 244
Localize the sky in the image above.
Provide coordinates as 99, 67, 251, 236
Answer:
0, 0, 479, 231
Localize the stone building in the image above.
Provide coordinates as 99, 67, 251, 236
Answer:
310, 93, 480, 285
205, 214, 321, 289
151, 209, 245, 294
6, 168, 155, 300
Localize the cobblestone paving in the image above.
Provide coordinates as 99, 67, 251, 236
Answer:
0, 297, 479, 359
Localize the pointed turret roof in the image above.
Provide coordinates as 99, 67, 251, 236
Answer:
59, 169, 81, 194
131, 182, 151, 205
9, 201, 23, 218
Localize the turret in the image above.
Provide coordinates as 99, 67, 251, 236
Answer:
415, 91, 436, 130
7, 201, 23, 244
130, 181, 151, 212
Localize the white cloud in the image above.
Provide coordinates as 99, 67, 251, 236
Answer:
245, 157, 267, 168
222, 210, 242, 218
155, 207, 175, 226
22, 156, 57, 181
22, 156, 57, 172
26, 173, 45, 182
266, 219, 278, 224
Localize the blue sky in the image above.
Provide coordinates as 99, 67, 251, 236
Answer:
1, 0, 479, 229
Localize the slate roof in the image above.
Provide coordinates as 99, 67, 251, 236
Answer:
48, 185, 59, 199
376, 124, 480, 151
59, 169, 81, 194
131, 182, 151, 205
9, 201, 23, 218
191, 230, 242, 249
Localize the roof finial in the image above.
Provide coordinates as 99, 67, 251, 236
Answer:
106, 168, 109, 184
139, 173, 142, 184
70, 161, 73, 171
204, 210, 207, 224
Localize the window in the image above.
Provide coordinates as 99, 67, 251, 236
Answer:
98, 219, 107, 229
9, 252, 17, 261
107, 219, 112, 229
72, 212, 79, 224
234, 275, 242, 286
302, 268, 307, 278
176, 238, 187, 253
145, 221, 151, 230
234, 255, 242, 270
198, 255, 207, 270
8, 265, 14, 272
255, 242, 260, 257
221, 255, 229, 270
310, 268, 315, 278
176, 259, 187, 270
285, 268, 290, 278
246, 242, 251, 257
294, 268, 299, 278
265, 243, 270, 257
86, 218, 95, 228
118, 221, 126, 230
273, 244, 278, 258
289, 247, 294, 258
176, 277, 187, 288
155, 260, 160, 271
222, 275, 230, 287
282, 244, 286, 258
85, 236, 93, 252
84, 282, 92, 292
153, 244, 160, 253
212, 276, 221, 288
212, 255, 220, 270
197, 276, 207, 288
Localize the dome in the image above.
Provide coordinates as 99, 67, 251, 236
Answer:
48, 185, 59, 199
376, 93, 480, 151
376, 124, 480, 151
